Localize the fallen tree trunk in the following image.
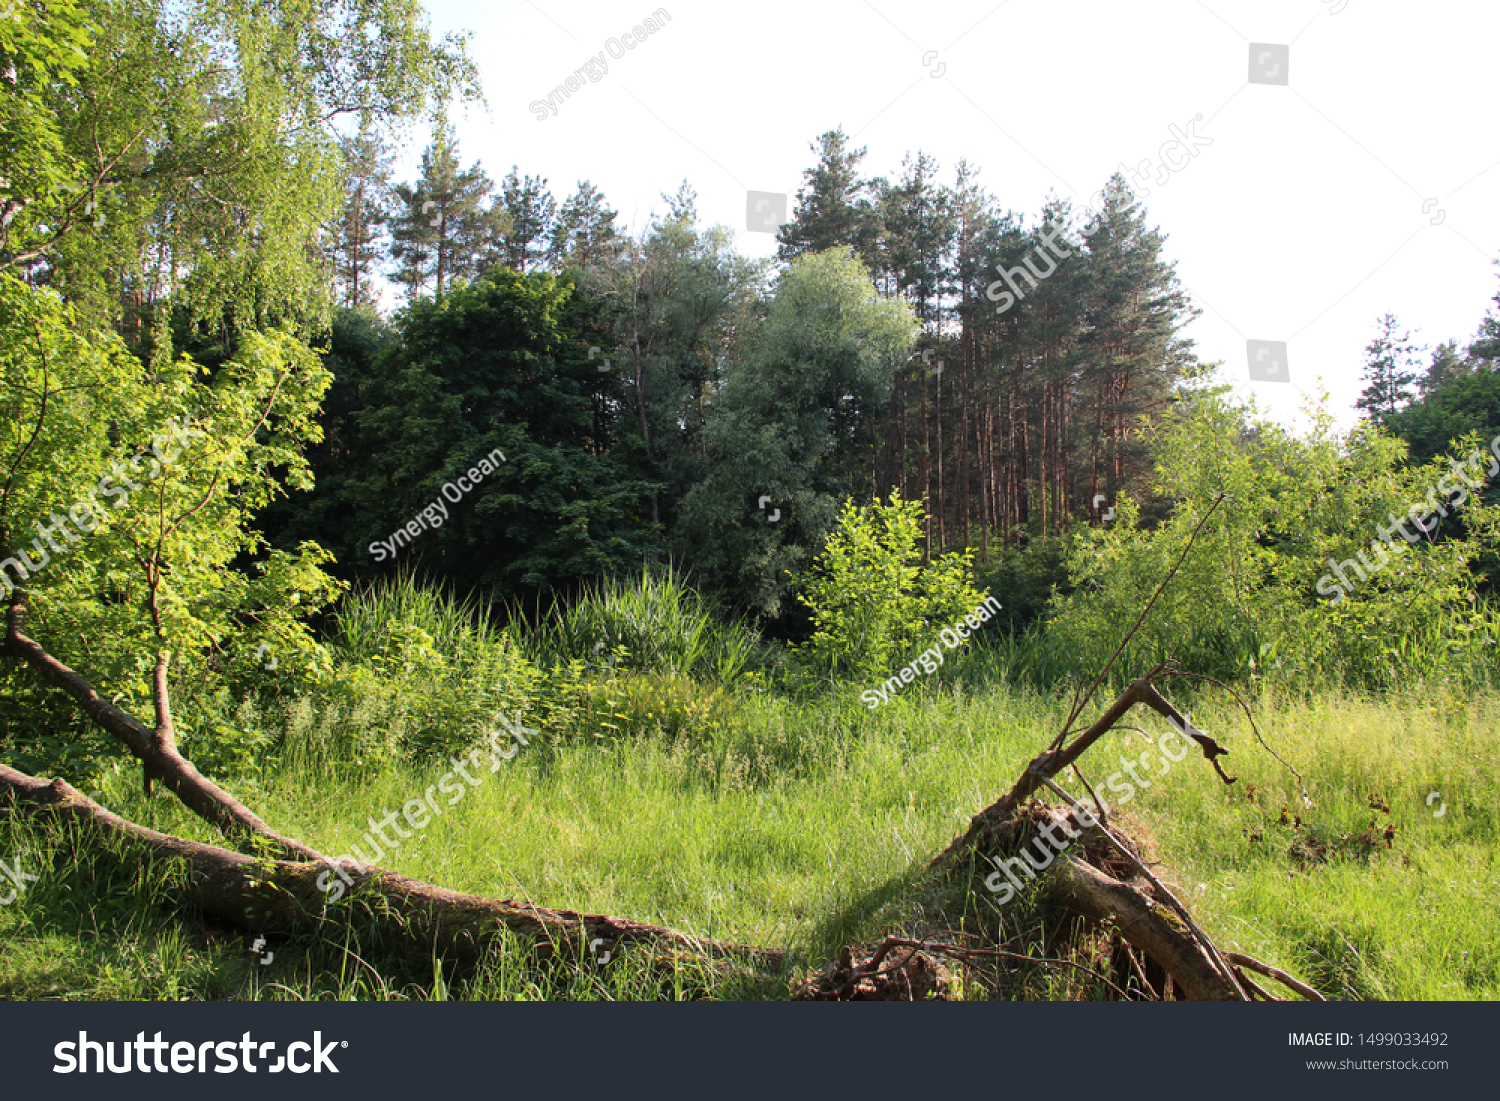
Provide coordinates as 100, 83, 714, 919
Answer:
0, 764, 785, 973
4, 574, 786, 980
1049, 853, 1238, 1001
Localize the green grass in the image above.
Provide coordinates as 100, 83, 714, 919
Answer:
3, 677, 1496, 1000
509, 561, 767, 685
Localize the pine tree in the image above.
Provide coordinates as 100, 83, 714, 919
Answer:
1074, 175, 1197, 531
658, 180, 697, 227
776, 127, 881, 266
1469, 275, 1500, 364
872, 151, 956, 326
1420, 339, 1470, 397
330, 125, 394, 309
389, 126, 494, 301
548, 180, 622, 270
493, 167, 556, 274
1357, 313, 1421, 421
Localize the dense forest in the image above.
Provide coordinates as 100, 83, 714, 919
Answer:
216, 122, 1192, 630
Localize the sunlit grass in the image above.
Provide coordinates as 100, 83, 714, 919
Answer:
4, 677, 1495, 1000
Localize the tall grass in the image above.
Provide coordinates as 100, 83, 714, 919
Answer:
333, 571, 501, 665
513, 562, 765, 685
10, 567, 1499, 1002
5, 681, 1495, 1000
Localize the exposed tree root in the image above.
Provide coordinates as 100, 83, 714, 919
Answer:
795, 936, 1135, 1001
795, 940, 955, 1001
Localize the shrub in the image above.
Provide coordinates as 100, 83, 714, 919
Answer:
1045, 391, 1499, 690
789, 492, 986, 682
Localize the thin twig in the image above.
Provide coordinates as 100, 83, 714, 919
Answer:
1121, 942, 1157, 1000
1225, 951, 1325, 1001
1156, 668, 1312, 806
1069, 761, 1108, 824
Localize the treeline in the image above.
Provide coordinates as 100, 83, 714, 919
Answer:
265, 123, 1203, 620
6, 0, 1500, 644
772, 135, 1198, 555
11, 0, 1499, 631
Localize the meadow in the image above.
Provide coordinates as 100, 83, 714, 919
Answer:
3, 574, 1495, 1001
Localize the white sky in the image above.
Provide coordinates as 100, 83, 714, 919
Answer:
399, 0, 1500, 431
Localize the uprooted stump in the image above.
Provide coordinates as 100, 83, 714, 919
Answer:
799, 666, 1323, 1002
798, 802, 1285, 1002
796, 803, 1211, 1001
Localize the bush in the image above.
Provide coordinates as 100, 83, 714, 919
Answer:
972, 536, 1071, 634
308, 574, 553, 765
1045, 391, 1500, 690
789, 492, 986, 682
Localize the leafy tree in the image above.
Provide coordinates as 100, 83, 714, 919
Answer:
1047, 388, 1495, 689
1380, 367, 1500, 593
3, 0, 476, 334
0, 271, 340, 835
790, 492, 982, 681
0, 0, 92, 261
583, 199, 766, 531
1386, 360, 1500, 469
673, 247, 918, 616
351, 268, 658, 597
255, 305, 396, 573
1356, 313, 1422, 422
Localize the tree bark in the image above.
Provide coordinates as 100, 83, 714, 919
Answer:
1048, 852, 1240, 1000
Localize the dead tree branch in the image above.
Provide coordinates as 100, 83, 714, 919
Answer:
1225, 951, 1326, 1002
